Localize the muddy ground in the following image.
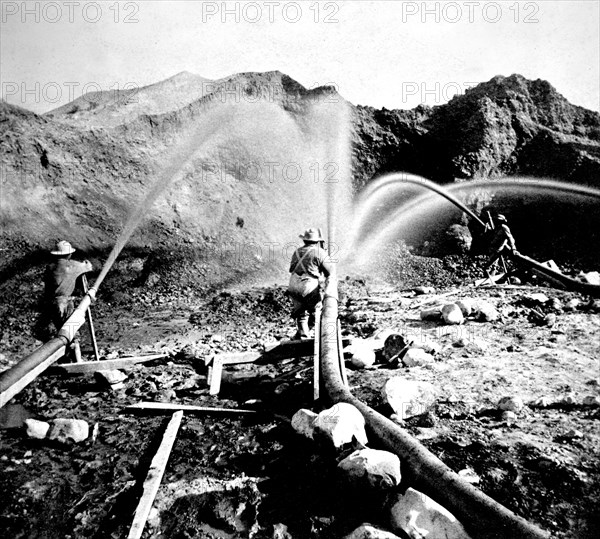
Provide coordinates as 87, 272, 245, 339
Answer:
0, 254, 599, 539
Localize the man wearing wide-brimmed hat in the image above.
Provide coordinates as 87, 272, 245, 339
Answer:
288, 228, 334, 339
43, 240, 93, 361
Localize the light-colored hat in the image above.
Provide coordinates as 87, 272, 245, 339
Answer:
51, 240, 76, 256
299, 228, 324, 242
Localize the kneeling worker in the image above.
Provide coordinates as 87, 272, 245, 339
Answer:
44, 240, 93, 362
288, 228, 334, 340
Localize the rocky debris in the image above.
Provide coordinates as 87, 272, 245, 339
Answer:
442, 304, 464, 325
564, 429, 584, 439
388, 488, 472, 539
502, 411, 518, 422
453, 337, 488, 353
382, 378, 438, 420
291, 408, 318, 439
48, 419, 89, 443
402, 348, 435, 368
345, 339, 377, 369
498, 396, 525, 413
338, 448, 402, 490
272, 523, 293, 539
94, 369, 128, 389
344, 523, 402, 539
531, 396, 552, 408
24, 418, 50, 440
313, 403, 369, 449
413, 286, 435, 295
544, 313, 557, 327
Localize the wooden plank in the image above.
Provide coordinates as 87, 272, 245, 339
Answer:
127, 411, 183, 539
219, 351, 262, 365
0, 346, 66, 407
313, 306, 321, 402
124, 402, 257, 414
209, 357, 223, 395
52, 354, 166, 374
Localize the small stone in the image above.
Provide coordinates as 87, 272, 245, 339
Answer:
476, 302, 499, 322
502, 411, 517, 422
524, 293, 550, 305
458, 468, 480, 484
48, 419, 89, 443
564, 299, 581, 311
532, 396, 552, 407
388, 488, 472, 539
544, 314, 556, 327
498, 396, 524, 413
414, 427, 439, 441
402, 348, 434, 368
455, 299, 475, 317
210, 334, 224, 343
549, 298, 563, 311
24, 419, 50, 440
272, 523, 292, 539
414, 286, 435, 295
414, 339, 441, 355
382, 378, 438, 420
565, 429, 584, 439
583, 395, 600, 406
94, 370, 127, 387
338, 448, 401, 489
442, 304, 464, 325
291, 409, 318, 440
344, 524, 402, 539
313, 403, 368, 448
562, 395, 576, 405
420, 306, 442, 321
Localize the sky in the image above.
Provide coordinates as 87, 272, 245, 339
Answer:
1, 0, 599, 114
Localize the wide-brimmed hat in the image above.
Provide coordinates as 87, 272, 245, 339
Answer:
51, 240, 76, 256
299, 228, 324, 242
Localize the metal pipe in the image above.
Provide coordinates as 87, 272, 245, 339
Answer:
0, 288, 97, 407
319, 285, 549, 539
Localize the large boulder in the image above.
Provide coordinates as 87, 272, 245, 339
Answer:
24, 418, 50, 440
314, 403, 368, 448
388, 488, 472, 539
338, 448, 401, 490
382, 378, 438, 420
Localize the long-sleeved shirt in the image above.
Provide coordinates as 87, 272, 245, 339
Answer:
45, 259, 93, 298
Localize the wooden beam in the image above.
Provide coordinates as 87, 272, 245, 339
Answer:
124, 402, 257, 415
127, 411, 183, 539
52, 354, 166, 374
0, 346, 66, 407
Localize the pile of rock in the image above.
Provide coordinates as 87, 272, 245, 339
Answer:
421, 299, 499, 325
292, 402, 471, 539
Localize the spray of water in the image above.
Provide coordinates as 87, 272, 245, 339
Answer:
92, 104, 235, 291
348, 173, 600, 267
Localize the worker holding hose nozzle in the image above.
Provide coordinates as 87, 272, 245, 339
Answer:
287, 228, 334, 340
485, 214, 519, 274
39, 240, 93, 362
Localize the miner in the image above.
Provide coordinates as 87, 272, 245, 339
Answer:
43, 240, 93, 361
288, 228, 334, 340
485, 214, 518, 272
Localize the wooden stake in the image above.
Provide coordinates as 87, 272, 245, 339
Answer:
127, 410, 183, 539
81, 275, 100, 361
209, 356, 224, 395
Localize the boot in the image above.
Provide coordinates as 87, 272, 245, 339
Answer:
293, 317, 310, 340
